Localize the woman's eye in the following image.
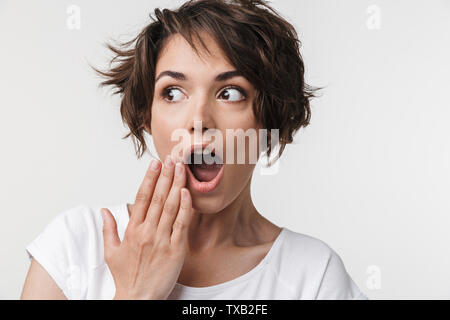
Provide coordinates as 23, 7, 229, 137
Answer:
162, 87, 185, 102
218, 87, 246, 102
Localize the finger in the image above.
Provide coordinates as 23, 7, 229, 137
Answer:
101, 208, 121, 258
144, 155, 176, 229
156, 161, 187, 240
130, 159, 161, 226
170, 188, 194, 246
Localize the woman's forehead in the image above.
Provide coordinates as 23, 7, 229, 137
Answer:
156, 33, 234, 74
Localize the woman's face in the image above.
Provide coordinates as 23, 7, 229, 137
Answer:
149, 32, 262, 214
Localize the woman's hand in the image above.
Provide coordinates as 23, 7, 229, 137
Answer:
100, 155, 194, 300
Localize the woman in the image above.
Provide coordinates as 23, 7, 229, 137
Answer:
21, 0, 368, 300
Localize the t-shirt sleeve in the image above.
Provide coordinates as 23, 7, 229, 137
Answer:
315, 250, 369, 300
25, 206, 90, 299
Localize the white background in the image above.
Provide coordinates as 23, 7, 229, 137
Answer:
1, 0, 449, 299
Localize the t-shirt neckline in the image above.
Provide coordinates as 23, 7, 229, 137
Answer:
120, 202, 287, 295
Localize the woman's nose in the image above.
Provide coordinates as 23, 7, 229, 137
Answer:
187, 94, 216, 134
189, 119, 213, 135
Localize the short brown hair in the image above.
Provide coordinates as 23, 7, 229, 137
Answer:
93, 0, 320, 164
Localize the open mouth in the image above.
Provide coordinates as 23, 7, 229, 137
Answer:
185, 147, 224, 193
187, 149, 222, 181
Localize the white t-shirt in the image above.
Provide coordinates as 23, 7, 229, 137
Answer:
25, 203, 368, 300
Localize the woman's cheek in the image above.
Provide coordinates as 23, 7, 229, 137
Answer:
150, 118, 174, 158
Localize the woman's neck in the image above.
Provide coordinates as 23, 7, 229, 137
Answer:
186, 177, 271, 254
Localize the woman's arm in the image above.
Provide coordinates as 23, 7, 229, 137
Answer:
20, 258, 67, 300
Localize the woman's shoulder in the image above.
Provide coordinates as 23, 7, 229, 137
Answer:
50, 203, 126, 235
273, 227, 368, 299
25, 203, 128, 298
275, 228, 339, 276
279, 227, 337, 261
35, 203, 126, 245
26, 203, 128, 273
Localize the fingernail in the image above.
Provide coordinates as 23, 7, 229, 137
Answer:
151, 159, 160, 171
101, 209, 106, 221
175, 162, 183, 176
165, 155, 174, 168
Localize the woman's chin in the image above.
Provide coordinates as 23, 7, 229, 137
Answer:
190, 191, 226, 214
184, 163, 227, 213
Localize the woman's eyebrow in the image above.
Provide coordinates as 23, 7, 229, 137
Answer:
215, 70, 243, 81
155, 70, 243, 83
155, 70, 186, 83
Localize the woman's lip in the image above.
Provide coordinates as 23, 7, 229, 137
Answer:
185, 163, 224, 194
